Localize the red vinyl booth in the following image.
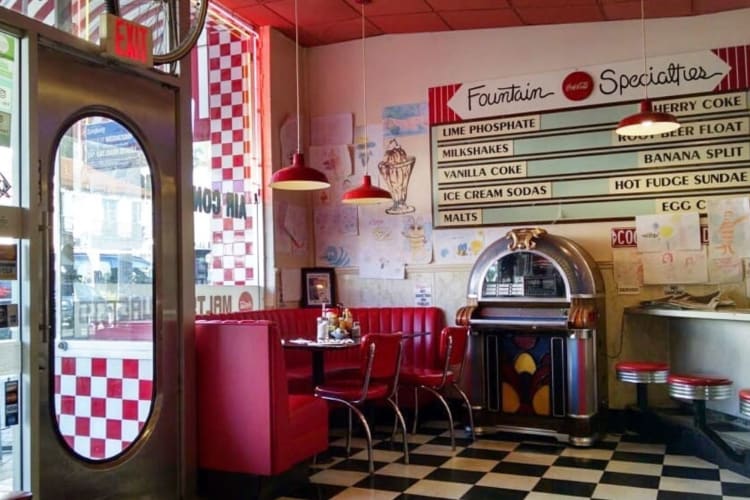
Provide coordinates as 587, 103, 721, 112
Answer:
195, 319, 329, 476
197, 307, 446, 392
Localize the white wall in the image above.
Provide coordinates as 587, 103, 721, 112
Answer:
309, 10, 750, 117
304, 8, 750, 299
297, 9, 750, 409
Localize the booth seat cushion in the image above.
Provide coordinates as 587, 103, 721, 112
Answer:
197, 307, 446, 385
287, 394, 329, 452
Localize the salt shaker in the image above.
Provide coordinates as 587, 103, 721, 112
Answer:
317, 316, 329, 342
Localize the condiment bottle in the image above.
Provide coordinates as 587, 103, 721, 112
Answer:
326, 308, 338, 328
342, 308, 353, 330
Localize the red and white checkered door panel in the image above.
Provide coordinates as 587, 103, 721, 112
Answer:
55, 355, 153, 459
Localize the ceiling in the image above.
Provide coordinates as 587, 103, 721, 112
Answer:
214, 0, 750, 47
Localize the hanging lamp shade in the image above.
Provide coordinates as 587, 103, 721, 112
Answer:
615, 0, 679, 137
615, 99, 680, 136
268, 0, 330, 191
342, 174, 392, 205
341, 0, 390, 205
269, 153, 330, 190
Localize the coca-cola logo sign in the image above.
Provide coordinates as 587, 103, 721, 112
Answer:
238, 291, 253, 311
562, 71, 594, 101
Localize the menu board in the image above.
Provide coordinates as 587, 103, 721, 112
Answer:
428, 45, 750, 228
431, 90, 750, 227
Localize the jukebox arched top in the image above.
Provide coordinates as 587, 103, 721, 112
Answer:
467, 228, 604, 302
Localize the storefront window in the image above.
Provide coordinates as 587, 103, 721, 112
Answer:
0, 0, 205, 73
52, 115, 154, 460
0, 29, 22, 493
0, 31, 16, 208
192, 10, 262, 315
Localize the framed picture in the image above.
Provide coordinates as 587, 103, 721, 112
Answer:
301, 267, 336, 307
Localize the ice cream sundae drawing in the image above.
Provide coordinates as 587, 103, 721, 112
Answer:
378, 138, 415, 214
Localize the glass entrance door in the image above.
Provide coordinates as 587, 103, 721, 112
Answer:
35, 39, 185, 498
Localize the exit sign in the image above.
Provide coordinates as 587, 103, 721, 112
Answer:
100, 13, 153, 68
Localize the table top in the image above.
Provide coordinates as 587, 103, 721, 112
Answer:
282, 338, 359, 350
282, 332, 429, 350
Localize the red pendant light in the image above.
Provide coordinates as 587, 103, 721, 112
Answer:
616, 99, 680, 136
341, 0, 391, 205
342, 174, 391, 204
268, 0, 330, 191
615, 0, 680, 137
269, 152, 329, 190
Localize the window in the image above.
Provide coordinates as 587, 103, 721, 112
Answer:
53, 115, 154, 460
192, 10, 262, 315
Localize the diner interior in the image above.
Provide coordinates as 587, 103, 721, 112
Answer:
186, 0, 750, 498
2, 0, 750, 498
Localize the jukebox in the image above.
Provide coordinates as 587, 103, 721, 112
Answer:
456, 228, 607, 446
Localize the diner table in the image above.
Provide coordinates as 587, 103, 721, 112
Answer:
282, 332, 428, 387
282, 338, 359, 387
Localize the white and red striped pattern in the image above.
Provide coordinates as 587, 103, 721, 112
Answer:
0, 0, 167, 53
428, 83, 461, 126
72, 0, 168, 53
0, 0, 54, 24
714, 45, 750, 92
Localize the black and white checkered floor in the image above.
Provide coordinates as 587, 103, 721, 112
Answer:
276, 421, 750, 500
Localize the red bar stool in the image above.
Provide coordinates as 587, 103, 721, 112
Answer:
667, 374, 750, 468
616, 361, 669, 412
740, 389, 750, 417
668, 374, 733, 429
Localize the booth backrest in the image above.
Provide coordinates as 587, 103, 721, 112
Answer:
197, 307, 446, 373
195, 319, 328, 475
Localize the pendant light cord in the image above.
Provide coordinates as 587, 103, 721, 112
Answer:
295, 0, 301, 154
361, 1, 369, 176
640, 0, 648, 99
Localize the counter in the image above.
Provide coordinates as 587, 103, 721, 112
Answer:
626, 306, 750, 322
624, 306, 750, 418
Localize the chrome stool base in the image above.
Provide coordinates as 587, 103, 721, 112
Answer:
740, 389, 750, 418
